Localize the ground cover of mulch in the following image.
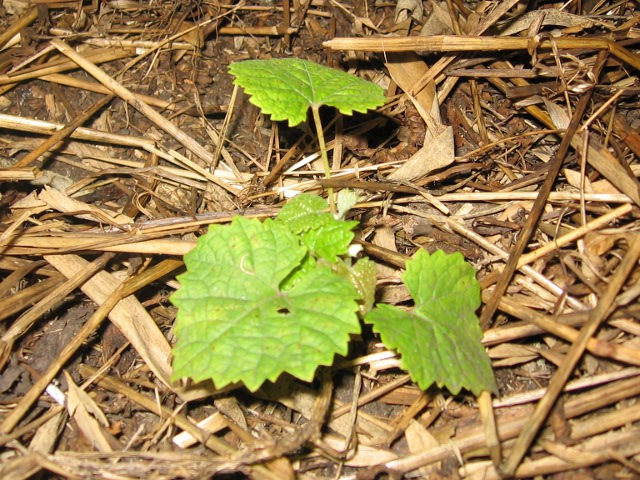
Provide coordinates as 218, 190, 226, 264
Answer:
1, 0, 640, 478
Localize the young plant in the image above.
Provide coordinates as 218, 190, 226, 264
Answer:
228, 58, 386, 209
170, 193, 375, 392
170, 197, 495, 395
171, 59, 495, 396
365, 250, 497, 395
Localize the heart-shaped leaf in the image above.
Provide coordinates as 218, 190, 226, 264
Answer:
365, 250, 496, 395
171, 216, 361, 391
229, 58, 386, 126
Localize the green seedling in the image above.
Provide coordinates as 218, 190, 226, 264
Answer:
171, 60, 495, 395
171, 193, 374, 392
365, 250, 497, 395
229, 58, 386, 209
171, 195, 495, 395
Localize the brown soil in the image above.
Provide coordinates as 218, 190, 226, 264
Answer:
1, 1, 640, 479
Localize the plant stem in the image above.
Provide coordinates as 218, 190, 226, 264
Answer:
311, 104, 336, 213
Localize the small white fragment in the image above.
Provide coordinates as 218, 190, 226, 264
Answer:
336, 189, 360, 220
46, 382, 66, 407
348, 243, 363, 257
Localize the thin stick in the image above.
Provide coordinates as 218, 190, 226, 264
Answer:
0, 7, 38, 50
0, 48, 134, 86
386, 376, 640, 474
480, 50, 608, 328
13, 94, 115, 168
0, 407, 65, 448
496, 296, 640, 366
77, 365, 281, 480
487, 71, 640, 206
319, 179, 634, 203
282, 0, 291, 49
515, 203, 633, 268
76, 366, 233, 455
478, 390, 501, 467
325, 0, 515, 101
0, 258, 183, 434
211, 84, 238, 172
323, 35, 640, 71
49, 39, 237, 195
262, 134, 308, 187
0, 112, 155, 148
0, 279, 126, 434
0, 253, 115, 370
391, 205, 587, 311
500, 234, 640, 476
41, 73, 180, 111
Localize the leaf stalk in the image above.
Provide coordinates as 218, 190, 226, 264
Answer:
310, 104, 335, 213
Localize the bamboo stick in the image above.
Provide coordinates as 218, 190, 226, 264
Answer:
323, 35, 640, 71
0, 47, 135, 86
0, 7, 38, 50
0, 113, 155, 148
0, 167, 42, 181
0, 234, 196, 256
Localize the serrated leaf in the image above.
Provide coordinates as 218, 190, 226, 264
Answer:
229, 59, 386, 127
277, 194, 330, 233
299, 222, 358, 262
336, 189, 360, 220
281, 253, 316, 291
330, 257, 377, 315
171, 216, 361, 391
277, 193, 358, 262
365, 250, 496, 395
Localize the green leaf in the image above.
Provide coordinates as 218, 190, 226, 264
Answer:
229, 59, 386, 127
277, 194, 330, 233
365, 250, 497, 395
336, 189, 360, 220
299, 223, 358, 263
171, 216, 361, 392
280, 253, 316, 291
330, 257, 377, 316
277, 193, 358, 262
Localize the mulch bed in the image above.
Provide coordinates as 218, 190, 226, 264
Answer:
1, 1, 640, 479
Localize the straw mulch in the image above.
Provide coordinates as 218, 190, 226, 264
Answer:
1, 1, 640, 478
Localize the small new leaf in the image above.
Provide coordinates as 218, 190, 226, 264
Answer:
365, 250, 497, 395
336, 189, 360, 220
330, 257, 377, 316
229, 59, 386, 127
277, 194, 329, 233
171, 216, 361, 392
277, 193, 358, 262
